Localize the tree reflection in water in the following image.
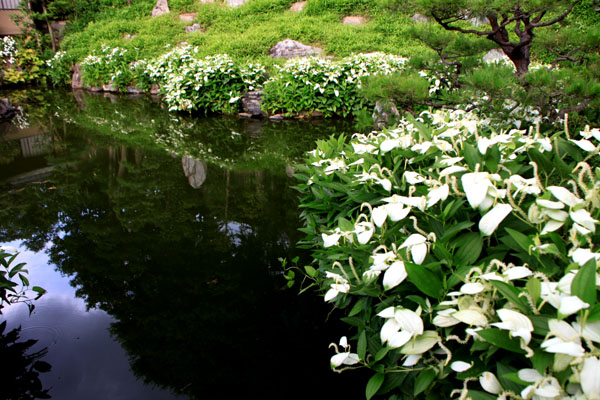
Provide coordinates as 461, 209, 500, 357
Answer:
0, 90, 365, 398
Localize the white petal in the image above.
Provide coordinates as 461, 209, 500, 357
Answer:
322, 233, 341, 248
451, 361, 472, 372
453, 309, 488, 326
388, 330, 413, 348
324, 288, 339, 302
383, 261, 407, 290
460, 282, 486, 294
504, 266, 532, 280
535, 383, 561, 398
399, 330, 439, 354
330, 352, 349, 367
462, 172, 490, 209
549, 319, 580, 341
570, 138, 597, 152
558, 295, 589, 316
479, 372, 502, 394
404, 171, 425, 184
377, 306, 396, 319
479, 203, 512, 236
571, 248, 599, 266
541, 339, 586, 357
372, 206, 388, 227
0, 245, 18, 254
573, 319, 600, 343
411, 243, 428, 265
402, 354, 421, 366
541, 219, 564, 234
339, 336, 348, 348
385, 203, 411, 221
570, 209, 598, 233
548, 186, 584, 207
518, 368, 543, 383
439, 165, 467, 177
394, 309, 424, 335
380, 319, 400, 344
581, 357, 600, 398
426, 184, 449, 208
536, 199, 565, 209
400, 233, 427, 248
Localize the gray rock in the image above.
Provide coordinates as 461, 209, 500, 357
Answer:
238, 112, 253, 118
182, 156, 207, 189
152, 0, 169, 17
242, 91, 266, 117
289, 1, 306, 12
342, 16, 366, 25
483, 48, 509, 64
126, 86, 145, 94
372, 100, 399, 129
102, 83, 118, 92
185, 23, 202, 33
226, 0, 248, 7
411, 13, 429, 23
71, 64, 83, 89
269, 39, 323, 59
470, 16, 488, 27
179, 12, 197, 21
150, 84, 161, 95
269, 114, 284, 121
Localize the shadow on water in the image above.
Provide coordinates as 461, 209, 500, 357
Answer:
0, 89, 367, 399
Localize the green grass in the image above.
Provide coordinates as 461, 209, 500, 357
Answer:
60, 0, 432, 65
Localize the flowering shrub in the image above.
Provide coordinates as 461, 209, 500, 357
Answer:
262, 53, 408, 117
81, 45, 140, 89
0, 36, 44, 85
295, 110, 600, 399
0, 36, 18, 65
144, 46, 266, 113
46, 50, 74, 86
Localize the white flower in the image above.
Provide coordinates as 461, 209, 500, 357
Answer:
547, 186, 584, 208
461, 172, 496, 211
426, 184, 449, 208
570, 209, 598, 233
330, 336, 360, 368
0, 245, 18, 254
541, 319, 586, 357
557, 295, 589, 316
399, 234, 428, 264
581, 357, 600, 398
452, 309, 488, 326
490, 309, 534, 344
451, 361, 472, 372
322, 232, 341, 248
479, 203, 512, 236
404, 171, 425, 184
432, 308, 460, 327
460, 282, 486, 294
479, 372, 502, 394
378, 307, 424, 348
324, 271, 350, 302
383, 261, 407, 290
569, 138, 596, 152
354, 220, 374, 245
518, 369, 562, 400
371, 205, 388, 227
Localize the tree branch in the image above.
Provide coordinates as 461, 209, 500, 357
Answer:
531, 2, 579, 28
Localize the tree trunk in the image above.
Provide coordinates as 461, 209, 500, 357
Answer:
503, 45, 530, 76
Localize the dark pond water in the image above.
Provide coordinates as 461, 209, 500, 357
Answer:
0, 89, 366, 399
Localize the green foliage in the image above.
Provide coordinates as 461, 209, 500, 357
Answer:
296, 109, 600, 398
45, 50, 74, 86
0, 247, 45, 315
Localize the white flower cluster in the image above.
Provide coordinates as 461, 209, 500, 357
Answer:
46, 50, 68, 68
1, 36, 18, 65
305, 110, 600, 397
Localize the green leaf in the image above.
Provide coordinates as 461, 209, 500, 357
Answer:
378, 372, 407, 395
338, 217, 355, 232
505, 228, 533, 253
478, 328, 525, 354
497, 363, 523, 394
571, 258, 596, 306
374, 346, 391, 362
440, 221, 475, 242
466, 390, 497, 400
405, 262, 443, 299
414, 368, 436, 396
349, 298, 365, 317
531, 351, 553, 374
463, 143, 481, 170
526, 277, 541, 306
490, 280, 530, 313
304, 265, 318, 278
588, 303, 600, 322
366, 373, 385, 400
454, 232, 483, 266
527, 148, 553, 177
358, 330, 367, 360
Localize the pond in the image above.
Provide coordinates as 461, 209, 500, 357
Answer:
0, 89, 367, 399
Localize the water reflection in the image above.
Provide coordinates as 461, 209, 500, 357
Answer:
0, 320, 51, 400
0, 90, 364, 399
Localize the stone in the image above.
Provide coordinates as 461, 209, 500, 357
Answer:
342, 16, 366, 25
182, 156, 207, 189
123, 34, 137, 40
285, 165, 295, 178
289, 1, 306, 12
0, 98, 17, 120
238, 112, 253, 118
71, 64, 83, 89
226, 0, 248, 7
470, 16, 488, 27
102, 83, 117, 92
179, 12, 197, 21
185, 23, 202, 33
126, 86, 145, 94
372, 100, 399, 129
152, 0, 170, 17
411, 13, 429, 23
242, 91, 266, 117
50, 21, 67, 44
269, 39, 323, 59
150, 84, 161, 95
269, 114, 284, 121
483, 48, 510, 64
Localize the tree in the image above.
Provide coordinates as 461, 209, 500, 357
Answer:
412, 0, 590, 76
